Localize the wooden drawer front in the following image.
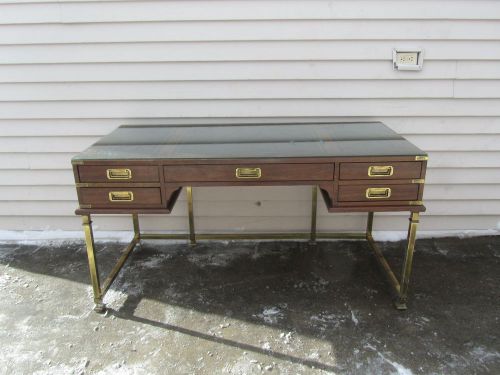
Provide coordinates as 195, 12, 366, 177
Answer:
79, 188, 162, 207
78, 165, 159, 183
164, 163, 334, 182
339, 162, 422, 180
338, 184, 419, 202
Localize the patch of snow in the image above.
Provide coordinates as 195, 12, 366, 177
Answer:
254, 306, 284, 325
351, 310, 359, 326
470, 346, 500, 363
310, 311, 347, 330
1, 228, 498, 244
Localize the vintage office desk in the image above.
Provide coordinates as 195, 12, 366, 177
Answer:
72, 122, 427, 313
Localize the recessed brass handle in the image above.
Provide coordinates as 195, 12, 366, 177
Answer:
366, 187, 392, 199
108, 191, 134, 202
236, 167, 262, 179
368, 165, 394, 177
106, 168, 132, 180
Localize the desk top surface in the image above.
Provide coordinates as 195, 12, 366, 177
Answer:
73, 122, 426, 161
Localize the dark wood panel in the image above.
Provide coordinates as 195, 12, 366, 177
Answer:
339, 162, 422, 180
338, 184, 419, 202
79, 187, 162, 208
78, 165, 159, 183
164, 163, 334, 182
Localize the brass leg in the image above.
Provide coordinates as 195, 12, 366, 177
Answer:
186, 186, 196, 245
395, 212, 420, 310
366, 212, 401, 296
310, 186, 318, 244
366, 211, 374, 238
132, 213, 140, 241
82, 215, 105, 313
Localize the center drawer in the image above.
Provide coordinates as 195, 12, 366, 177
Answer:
163, 163, 334, 182
79, 187, 162, 208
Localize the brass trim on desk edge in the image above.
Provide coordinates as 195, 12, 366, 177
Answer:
412, 179, 425, 184
80, 204, 92, 209
409, 200, 423, 205
415, 156, 428, 161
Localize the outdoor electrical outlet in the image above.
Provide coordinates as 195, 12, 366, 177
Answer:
393, 49, 423, 71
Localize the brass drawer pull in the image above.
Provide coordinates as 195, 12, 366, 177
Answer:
368, 165, 394, 177
106, 168, 132, 180
366, 187, 392, 199
236, 167, 262, 179
108, 191, 134, 202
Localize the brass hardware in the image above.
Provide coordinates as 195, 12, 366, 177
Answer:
368, 165, 394, 177
108, 191, 134, 202
415, 155, 428, 161
412, 179, 425, 184
366, 187, 391, 199
140, 232, 367, 241
106, 168, 132, 180
76, 183, 90, 188
409, 200, 423, 205
79, 204, 92, 209
235, 167, 262, 179
72, 160, 84, 165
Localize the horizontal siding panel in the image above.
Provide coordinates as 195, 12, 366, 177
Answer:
0, 153, 76, 169
406, 134, 500, 151
2, 41, 500, 65
427, 152, 500, 168
1, 215, 497, 232
0, 137, 96, 152
2, 199, 500, 216
456, 61, 500, 79
3, 20, 500, 45
0, 61, 462, 83
0, 186, 77, 201
1, 99, 500, 119
3, 117, 500, 136
0, 170, 75, 185
2, 1, 500, 24
1, 184, 499, 202
426, 168, 500, 184
455, 80, 500, 98
0, 81, 456, 101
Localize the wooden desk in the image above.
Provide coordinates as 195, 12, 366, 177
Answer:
72, 122, 427, 312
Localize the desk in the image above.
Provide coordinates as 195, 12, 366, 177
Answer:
72, 122, 427, 312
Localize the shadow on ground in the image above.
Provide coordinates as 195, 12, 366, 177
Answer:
0, 236, 499, 374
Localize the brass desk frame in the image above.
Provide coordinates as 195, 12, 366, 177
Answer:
82, 185, 419, 313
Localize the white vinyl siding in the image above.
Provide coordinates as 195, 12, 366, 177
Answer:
0, 0, 499, 233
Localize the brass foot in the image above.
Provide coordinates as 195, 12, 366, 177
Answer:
394, 300, 408, 310
94, 302, 106, 314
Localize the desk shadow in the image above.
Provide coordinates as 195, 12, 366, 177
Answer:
1, 237, 499, 373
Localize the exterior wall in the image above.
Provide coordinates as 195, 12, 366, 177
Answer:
1, 0, 499, 233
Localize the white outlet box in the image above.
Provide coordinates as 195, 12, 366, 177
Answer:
393, 49, 423, 71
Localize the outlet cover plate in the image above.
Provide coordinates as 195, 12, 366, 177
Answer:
393, 49, 423, 71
